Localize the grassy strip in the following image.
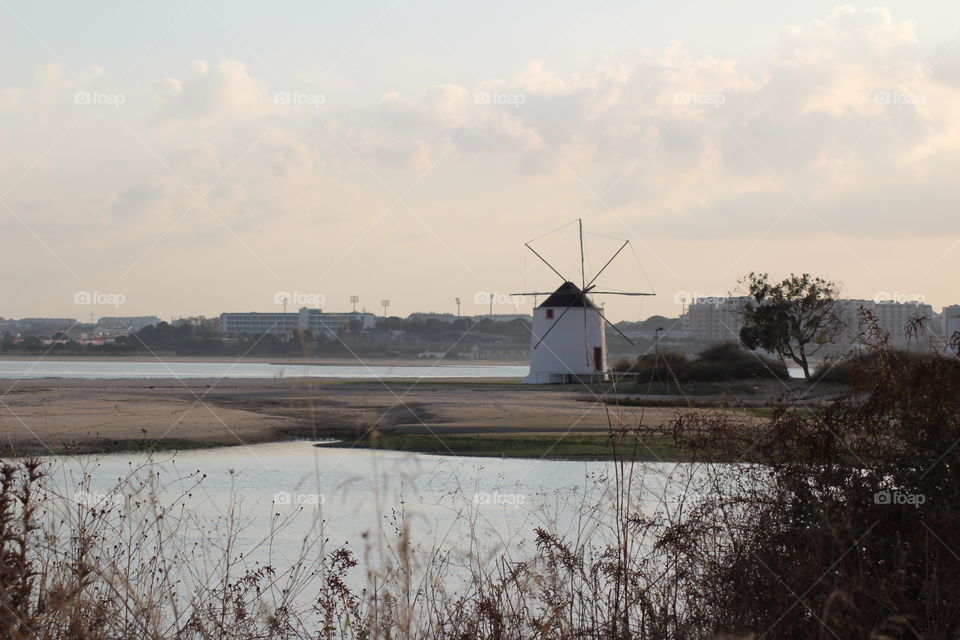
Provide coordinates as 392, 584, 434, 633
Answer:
611, 380, 760, 396
335, 380, 592, 391
316, 433, 698, 462
0, 438, 222, 459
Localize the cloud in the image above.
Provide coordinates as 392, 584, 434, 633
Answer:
154, 59, 275, 124
7, 6, 960, 252
266, 5, 960, 241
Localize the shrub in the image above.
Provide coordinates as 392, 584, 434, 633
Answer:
685, 341, 787, 382
815, 348, 934, 385
671, 335, 960, 636
622, 343, 786, 384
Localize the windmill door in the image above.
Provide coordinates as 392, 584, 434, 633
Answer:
593, 347, 602, 371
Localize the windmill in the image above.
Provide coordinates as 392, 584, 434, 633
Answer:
515, 219, 654, 384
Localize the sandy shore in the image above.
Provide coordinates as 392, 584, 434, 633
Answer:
0, 376, 780, 456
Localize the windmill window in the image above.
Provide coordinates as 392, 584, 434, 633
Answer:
546, 309, 554, 319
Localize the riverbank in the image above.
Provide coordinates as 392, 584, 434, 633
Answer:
316, 433, 697, 461
0, 376, 843, 459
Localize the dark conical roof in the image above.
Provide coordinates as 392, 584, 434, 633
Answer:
538, 282, 598, 309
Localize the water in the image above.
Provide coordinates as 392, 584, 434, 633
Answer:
0, 358, 813, 380
0, 359, 529, 380
38, 442, 693, 571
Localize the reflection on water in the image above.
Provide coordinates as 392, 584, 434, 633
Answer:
0, 359, 529, 379
40, 442, 692, 572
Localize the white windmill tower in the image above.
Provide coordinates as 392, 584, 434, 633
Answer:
516, 220, 654, 384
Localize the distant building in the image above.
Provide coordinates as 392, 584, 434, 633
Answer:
0, 318, 78, 338
682, 296, 937, 347
219, 308, 376, 338
835, 299, 875, 342
685, 297, 751, 342
873, 300, 934, 345
942, 305, 960, 338
96, 316, 161, 334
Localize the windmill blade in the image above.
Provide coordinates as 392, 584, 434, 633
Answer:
533, 303, 574, 349
596, 307, 635, 345
579, 218, 586, 292
584, 240, 629, 290
525, 243, 568, 283
511, 291, 559, 296
588, 291, 655, 296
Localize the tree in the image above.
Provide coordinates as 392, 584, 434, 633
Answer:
738, 272, 842, 380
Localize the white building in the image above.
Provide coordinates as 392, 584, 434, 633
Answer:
219, 308, 376, 338
95, 316, 162, 334
684, 297, 751, 342
873, 300, 934, 344
683, 297, 936, 347
835, 299, 875, 342
523, 282, 607, 384
942, 305, 960, 337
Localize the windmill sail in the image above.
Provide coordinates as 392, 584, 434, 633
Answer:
518, 219, 654, 384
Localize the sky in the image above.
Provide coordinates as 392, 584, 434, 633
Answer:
2, 1, 959, 322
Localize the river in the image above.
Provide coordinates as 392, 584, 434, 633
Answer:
0, 359, 529, 379
37, 442, 692, 575
0, 358, 810, 379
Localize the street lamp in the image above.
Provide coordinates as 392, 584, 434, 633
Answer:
654, 326, 664, 384
350, 295, 359, 312
455, 297, 461, 317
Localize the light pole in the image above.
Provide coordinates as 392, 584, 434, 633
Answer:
381, 299, 390, 318
655, 326, 664, 384
350, 295, 359, 312
455, 297, 461, 317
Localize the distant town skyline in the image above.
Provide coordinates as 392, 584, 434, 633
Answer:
3, 1, 959, 321
2, 286, 954, 325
